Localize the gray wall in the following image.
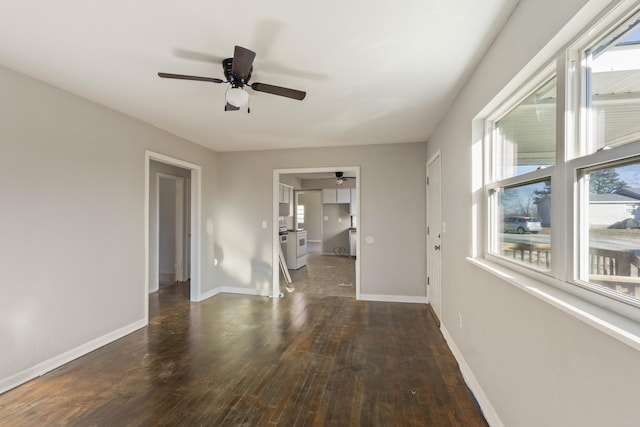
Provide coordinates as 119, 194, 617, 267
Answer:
322, 204, 351, 254
0, 64, 219, 390
297, 191, 322, 241
427, 0, 640, 425
215, 142, 426, 298
159, 177, 176, 277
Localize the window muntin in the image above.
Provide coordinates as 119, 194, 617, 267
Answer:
494, 77, 557, 180
579, 159, 640, 302
490, 179, 552, 271
584, 14, 640, 154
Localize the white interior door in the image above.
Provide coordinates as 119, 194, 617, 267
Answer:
427, 153, 442, 323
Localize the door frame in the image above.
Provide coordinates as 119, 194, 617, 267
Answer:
272, 166, 360, 299
426, 151, 442, 324
145, 151, 202, 323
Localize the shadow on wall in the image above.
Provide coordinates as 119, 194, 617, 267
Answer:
213, 243, 273, 296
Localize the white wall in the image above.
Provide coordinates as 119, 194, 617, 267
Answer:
215, 143, 426, 299
427, 0, 640, 425
0, 64, 219, 392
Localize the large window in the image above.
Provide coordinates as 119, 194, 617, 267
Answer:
487, 76, 556, 272
485, 4, 640, 308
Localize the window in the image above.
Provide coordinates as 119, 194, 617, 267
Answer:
296, 204, 305, 225
579, 159, 640, 301
491, 179, 551, 270
484, 4, 640, 309
583, 14, 640, 154
493, 77, 557, 179
486, 76, 556, 272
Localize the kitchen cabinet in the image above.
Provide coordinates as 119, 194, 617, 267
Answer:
279, 183, 294, 216
337, 188, 351, 203
279, 183, 293, 203
322, 188, 336, 204
322, 187, 351, 204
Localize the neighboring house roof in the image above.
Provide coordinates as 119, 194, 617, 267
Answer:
614, 187, 640, 200
590, 192, 640, 203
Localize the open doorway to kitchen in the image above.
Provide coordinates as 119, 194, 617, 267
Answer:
273, 167, 360, 299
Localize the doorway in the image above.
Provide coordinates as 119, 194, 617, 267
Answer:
273, 167, 360, 299
158, 173, 189, 287
427, 152, 442, 324
145, 151, 202, 324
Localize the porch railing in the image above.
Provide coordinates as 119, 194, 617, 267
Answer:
500, 243, 640, 298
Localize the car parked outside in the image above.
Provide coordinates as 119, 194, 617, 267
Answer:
503, 216, 542, 234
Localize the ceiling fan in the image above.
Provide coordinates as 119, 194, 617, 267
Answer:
335, 172, 355, 186
158, 45, 306, 112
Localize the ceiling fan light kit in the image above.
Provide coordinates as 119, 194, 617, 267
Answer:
158, 45, 306, 112
226, 87, 249, 107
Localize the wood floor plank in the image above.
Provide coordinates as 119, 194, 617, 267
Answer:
0, 282, 487, 426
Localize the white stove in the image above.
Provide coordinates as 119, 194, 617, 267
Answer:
286, 229, 307, 269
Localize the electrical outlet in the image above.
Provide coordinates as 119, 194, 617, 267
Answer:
262, 220, 267, 229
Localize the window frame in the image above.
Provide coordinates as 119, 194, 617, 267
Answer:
481, 1, 640, 317
484, 66, 558, 276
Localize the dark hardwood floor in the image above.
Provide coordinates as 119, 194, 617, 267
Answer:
0, 282, 487, 426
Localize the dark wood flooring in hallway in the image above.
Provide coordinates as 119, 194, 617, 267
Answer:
0, 282, 487, 426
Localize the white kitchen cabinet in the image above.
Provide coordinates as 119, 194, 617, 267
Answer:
279, 184, 294, 216
323, 187, 351, 204
322, 188, 337, 204
279, 183, 292, 203
337, 188, 351, 203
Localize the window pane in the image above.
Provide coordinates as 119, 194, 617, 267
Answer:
493, 179, 552, 270
586, 15, 640, 152
494, 78, 556, 179
583, 160, 640, 301
297, 204, 305, 225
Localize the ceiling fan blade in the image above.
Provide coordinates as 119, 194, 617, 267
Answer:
158, 72, 224, 83
250, 82, 306, 100
231, 46, 256, 79
224, 102, 240, 112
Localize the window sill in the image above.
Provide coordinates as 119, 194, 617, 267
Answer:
467, 257, 640, 352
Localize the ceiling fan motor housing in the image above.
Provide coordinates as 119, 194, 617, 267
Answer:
223, 58, 251, 87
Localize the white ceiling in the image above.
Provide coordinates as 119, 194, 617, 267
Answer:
0, 0, 519, 152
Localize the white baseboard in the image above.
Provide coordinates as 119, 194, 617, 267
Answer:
358, 293, 428, 304
0, 318, 147, 395
440, 326, 503, 427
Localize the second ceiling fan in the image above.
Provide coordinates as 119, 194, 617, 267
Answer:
158, 45, 306, 111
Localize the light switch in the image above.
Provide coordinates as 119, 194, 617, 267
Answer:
262, 220, 267, 229
338, 217, 342, 223
324, 216, 329, 221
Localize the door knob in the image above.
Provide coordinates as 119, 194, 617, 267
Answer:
434, 245, 441, 250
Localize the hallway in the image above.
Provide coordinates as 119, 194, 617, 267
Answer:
0, 283, 486, 426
